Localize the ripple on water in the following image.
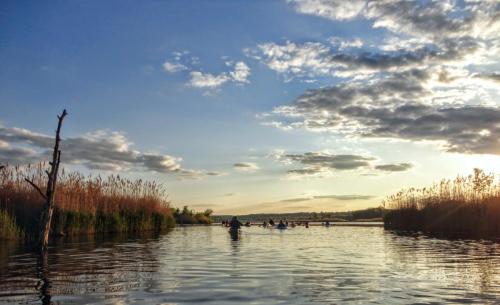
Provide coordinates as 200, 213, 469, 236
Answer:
0, 226, 500, 304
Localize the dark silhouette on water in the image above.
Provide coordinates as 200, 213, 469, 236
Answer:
36, 251, 52, 305
228, 216, 243, 240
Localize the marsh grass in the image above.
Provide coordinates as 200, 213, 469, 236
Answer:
0, 209, 23, 239
0, 163, 174, 239
383, 169, 500, 236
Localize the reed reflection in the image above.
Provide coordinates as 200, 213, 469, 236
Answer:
1, 232, 164, 304
384, 231, 500, 297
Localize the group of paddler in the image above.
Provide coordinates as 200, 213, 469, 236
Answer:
223, 216, 318, 234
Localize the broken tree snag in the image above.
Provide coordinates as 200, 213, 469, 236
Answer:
25, 109, 68, 251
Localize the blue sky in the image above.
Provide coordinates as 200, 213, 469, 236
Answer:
1, 0, 500, 214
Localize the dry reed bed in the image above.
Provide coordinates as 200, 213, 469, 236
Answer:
383, 169, 500, 236
0, 163, 174, 239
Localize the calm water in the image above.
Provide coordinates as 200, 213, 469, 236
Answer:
1, 226, 499, 304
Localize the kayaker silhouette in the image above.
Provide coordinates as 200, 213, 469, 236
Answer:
277, 220, 287, 229
229, 216, 242, 240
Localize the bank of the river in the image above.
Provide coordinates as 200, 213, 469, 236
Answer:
0, 164, 211, 240
383, 169, 500, 237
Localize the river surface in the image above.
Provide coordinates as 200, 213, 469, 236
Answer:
1, 225, 499, 304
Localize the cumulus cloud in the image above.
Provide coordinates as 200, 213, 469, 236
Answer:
476, 73, 500, 83
162, 50, 251, 90
233, 162, 259, 172
0, 140, 38, 165
229, 61, 251, 83
284, 152, 375, 170
188, 71, 230, 88
247, 41, 333, 80
162, 50, 194, 73
163, 61, 187, 73
0, 125, 216, 179
289, 0, 500, 40
328, 37, 363, 50
274, 150, 412, 178
288, 0, 365, 21
247, 36, 480, 80
248, 0, 498, 99
263, 66, 500, 155
188, 61, 251, 90
375, 163, 413, 172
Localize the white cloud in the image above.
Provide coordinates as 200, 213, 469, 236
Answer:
0, 125, 220, 180
230, 61, 251, 84
188, 61, 251, 90
162, 49, 251, 91
249, 41, 335, 80
288, 0, 365, 21
328, 37, 364, 50
163, 61, 187, 73
188, 71, 230, 88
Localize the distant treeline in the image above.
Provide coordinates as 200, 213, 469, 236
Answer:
173, 206, 213, 225
0, 164, 211, 240
383, 169, 500, 237
213, 207, 385, 223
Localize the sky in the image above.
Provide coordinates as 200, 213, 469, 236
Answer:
1, 0, 500, 214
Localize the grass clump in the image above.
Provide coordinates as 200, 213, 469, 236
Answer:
383, 168, 500, 237
173, 206, 213, 225
0, 209, 23, 239
0, 163, 175, 240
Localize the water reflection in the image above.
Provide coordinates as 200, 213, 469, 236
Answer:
0, 227, 499, 304
383, 232, 500, 300
0, 232, 163, 304
36, 251, 51, 305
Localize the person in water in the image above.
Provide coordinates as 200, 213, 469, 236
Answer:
269, 219, 275, 226
277, 220, 287, 229
229, 216, 243, 231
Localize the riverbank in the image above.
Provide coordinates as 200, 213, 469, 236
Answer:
213, 208, 385, 224
383, 169, 500, 237
0, 164, 213, 240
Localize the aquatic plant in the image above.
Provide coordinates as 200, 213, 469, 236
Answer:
383, 168, 500, 236
0, 163, 175, 239
0, 209, 23, 239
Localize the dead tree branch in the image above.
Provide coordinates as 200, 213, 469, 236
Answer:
24, 178, 48, 200
25, 109, 68, 251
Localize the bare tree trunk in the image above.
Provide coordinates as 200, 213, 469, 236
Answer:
25, 109, 68, 251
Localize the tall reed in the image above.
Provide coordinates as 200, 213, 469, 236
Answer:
0, 163, 175, 239
383, 169, 500, 236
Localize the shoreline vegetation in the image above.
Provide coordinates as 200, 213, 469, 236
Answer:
213, 208, 385, 223
0, 163, 212, 241
383, 169, 500, 237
